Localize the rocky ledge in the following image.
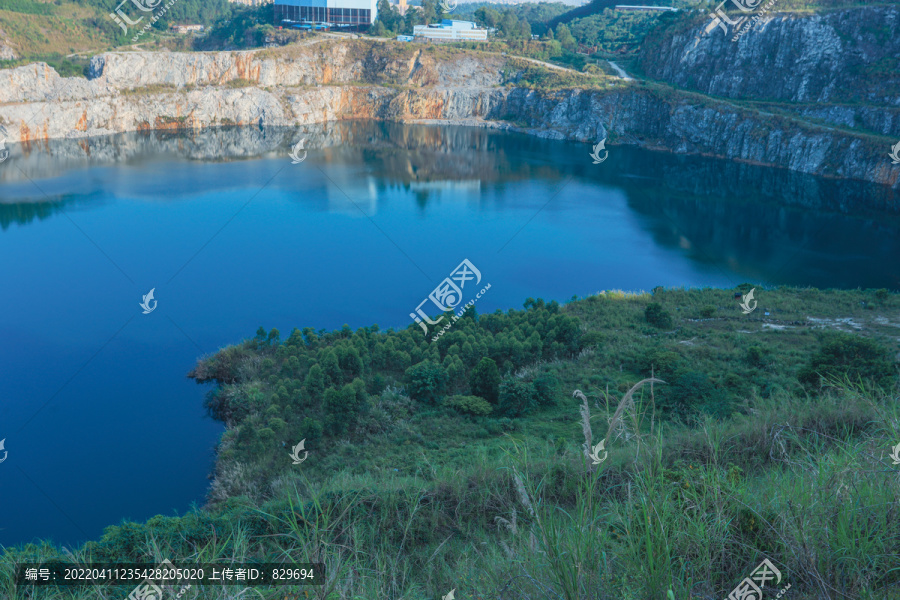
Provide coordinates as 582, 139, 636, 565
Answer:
0, 35, 897, 189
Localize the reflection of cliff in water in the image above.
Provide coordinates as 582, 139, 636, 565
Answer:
4, 120, 896, 211
623, 179, 900, 290
610, 148, 899, 218
1, 122, 898, 290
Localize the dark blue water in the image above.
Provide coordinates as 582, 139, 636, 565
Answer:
1, 122, 898, 548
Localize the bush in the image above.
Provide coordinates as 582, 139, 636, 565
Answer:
662, 370, 730, 418
798, 333, 896, 389
497, 378, 537, 417
405, 360, 448, 404
636, 347, 682, 375
645, 303, 673, 329
580, 331, 604, 348
302, 417, 324, 441
700, 305, 716, 318
443, 395, 493, 416
469, 357, 501, 404
532, 373, 559, 406
323, 378, 369, 433
746, 345, 767, 368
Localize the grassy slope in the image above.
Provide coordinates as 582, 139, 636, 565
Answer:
2, 287, 899, 600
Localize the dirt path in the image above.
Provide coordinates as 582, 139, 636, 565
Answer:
607, 60, 634, 81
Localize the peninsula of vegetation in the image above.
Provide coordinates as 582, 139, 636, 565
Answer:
3, 286, 899, 599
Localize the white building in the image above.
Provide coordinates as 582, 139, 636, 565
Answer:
275, 0, 377, 27
413, 19, 488, 41
171, 24, 205, 34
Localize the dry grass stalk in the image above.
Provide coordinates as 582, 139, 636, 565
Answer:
602, 378, 664, 448
513, 473, 535, 518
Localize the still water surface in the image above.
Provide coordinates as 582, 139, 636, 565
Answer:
1, 122, 898, 548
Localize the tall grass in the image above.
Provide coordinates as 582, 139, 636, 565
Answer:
5, 380, 900, 599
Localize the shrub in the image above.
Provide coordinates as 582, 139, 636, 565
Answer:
662, 370, 730, 418
875, 288, 889, 302
443, 395, 494, 416
469, 357, 501, 404
324, 378, 369, 433
405, 360, 448, 404
636, 347, 682, 375
497, 378, 537, 417
700, 305, 716, 318
580, 331, 604, 348
746, 345, 767, 368
533, 373, 559, 406
798, 333, 896, 389
645, 303, 673, 329
302, 417, 324, 441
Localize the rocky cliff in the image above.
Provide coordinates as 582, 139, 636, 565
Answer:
0, 35, 897, 189
639, 5, 900, 137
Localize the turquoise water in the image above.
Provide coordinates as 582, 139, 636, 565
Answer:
1, 122, 898, 548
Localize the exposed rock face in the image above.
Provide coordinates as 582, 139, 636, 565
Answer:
0, 36, 897, 189
640, 6, 900, 136
0, 28, 16, 61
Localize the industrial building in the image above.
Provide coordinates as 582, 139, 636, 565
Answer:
413, 19, 488, 41
275, 0, 377, 27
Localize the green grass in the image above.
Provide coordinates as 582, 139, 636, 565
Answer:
2, 287, 900, 599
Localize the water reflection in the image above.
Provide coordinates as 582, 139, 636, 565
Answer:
1, 121, 898, 288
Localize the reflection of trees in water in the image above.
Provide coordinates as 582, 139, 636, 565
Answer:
0, 198, 72, 231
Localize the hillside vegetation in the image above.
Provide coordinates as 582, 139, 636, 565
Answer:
0, 0, 236, 64
3, 286, 899, 600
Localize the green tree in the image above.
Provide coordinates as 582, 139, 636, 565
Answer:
470, 357, 501, 404
497, 378, 537, 417
421, 0, 438, 24
323, 379, 368, 434
320, 349, 342, 386
405, 360, 448, 404
533, 373, 558, 406
555, 23, 576, 50
645, 303, 673, 329
474, 6, 501, 28
303, 364, 326, 403
371, 20, 388, 36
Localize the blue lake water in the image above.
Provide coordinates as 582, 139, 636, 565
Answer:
1, 122, 899, 548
